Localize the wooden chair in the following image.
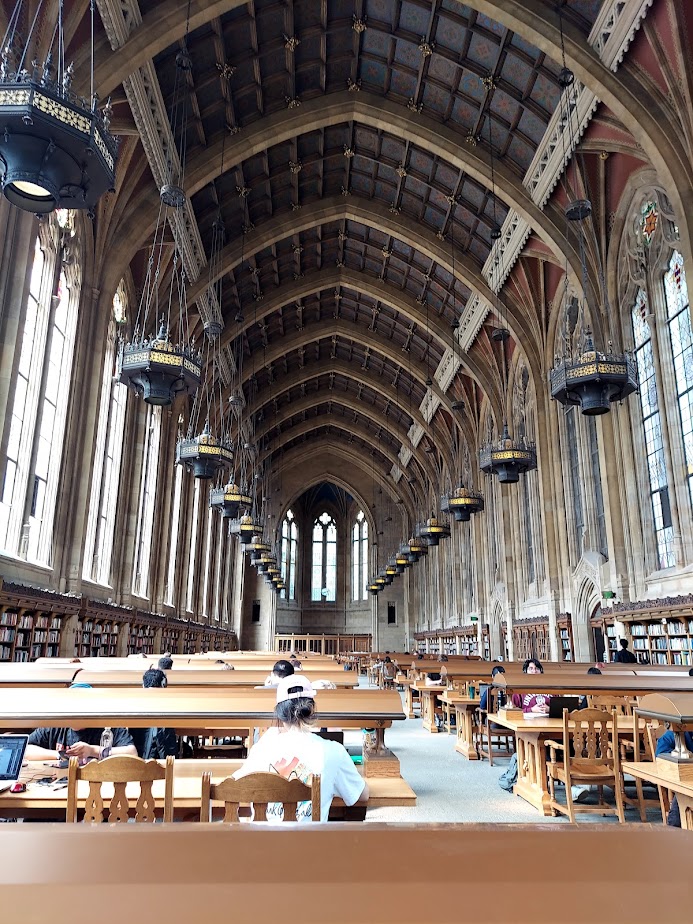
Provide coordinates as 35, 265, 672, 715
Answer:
200, 771, 321, 822
645, 722, 673, 824
587, 694, 634, 716
381, 661, 397, 690
66, 755, 174, 823
546, 709, 625, 823
476, 688, 515, 765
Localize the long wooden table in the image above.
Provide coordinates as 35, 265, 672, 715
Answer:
0, 687, 405, 777
622, 761, 693, 829
0, 758, 416, 820
1, 825, 691, 922
76, 669, 356, 688
488, 711, 646, 815
495, 674, 693, 697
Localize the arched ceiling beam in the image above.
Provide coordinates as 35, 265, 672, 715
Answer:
243, 357, 433, 445
234, 317, 498, 427
272, 443, 416, 526
188, 196, 541, 379
258, 415, 428, 494
95, 1, 691, 255
219, 266, 502, 416
115, 92, 585, 292
252, 391, 439, 485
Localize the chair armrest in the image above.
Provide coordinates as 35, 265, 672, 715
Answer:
545, 740, 564, 752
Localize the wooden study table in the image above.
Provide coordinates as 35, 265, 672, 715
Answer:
0, 687, 405, 777
1, 824, 691, 924
0, 664, 80, 687
622, 761, 693, 829
412, 683, 448, 733
0, 758, 416, 820
495, 674, 693, 698
489, 710, 646, 815
439, 691, 480, 757
75, 669, 356, 688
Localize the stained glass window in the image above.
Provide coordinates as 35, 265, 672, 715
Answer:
641, 200, 658, 246
632, 288, 675, 569
664, 250, 693, 507
312, 511, 336, 602
280, 509, 298, 600
352, 510, 368, 601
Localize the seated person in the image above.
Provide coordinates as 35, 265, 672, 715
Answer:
233, 675, 368, 821
480, 665, 506, 711
263, 659, 295, 687
289, 657, 303, 670
157, 656, 173, 671
511, 658, 551, 714
25, 683, 136, 761
215, 659, 235, 670
655, 726, 693, 828
129, 669, 178, 760
424, 671, 444, 686
578, 666, 602, 709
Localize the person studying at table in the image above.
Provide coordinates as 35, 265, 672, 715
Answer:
233, 674, 368, 822
24, 682, 137, 762
128, 669, 178, 760
512, 658, 551, 715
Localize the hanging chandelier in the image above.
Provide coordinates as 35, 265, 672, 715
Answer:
210, 480, 252, 519
0, 0, 118, 213
385, 560, 398, 582
119, 47, 200, 407
548, 10, 636, 416
418, 515, 451, 547
441, 486, 484, 522
549, 199, 637, 415
367, 580, 381, 595
231, 513, 264, 544
407, 536, 428, 562
176, 420, 233, 480
244, 534, 271, 557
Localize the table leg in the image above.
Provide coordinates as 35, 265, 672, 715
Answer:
421, 690, 438, 733
677, 793, 693, 830
513, 731, 554, 816
405, 685, 414, 719
454, 705, 479, 760
362, 724, 401, 779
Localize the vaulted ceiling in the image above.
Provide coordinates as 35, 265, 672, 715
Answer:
41, 0, 679, 510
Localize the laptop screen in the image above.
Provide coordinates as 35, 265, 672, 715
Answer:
0, 735, 28, 780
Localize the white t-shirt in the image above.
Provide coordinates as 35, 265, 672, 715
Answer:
233, 727, 365, 822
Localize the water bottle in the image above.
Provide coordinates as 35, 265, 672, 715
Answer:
99, 727, 113, 760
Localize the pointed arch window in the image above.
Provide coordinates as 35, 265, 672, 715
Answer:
83, 284, 128, 585
280, 509, 298, 601
632, 288, 675, 569
165, 463, 183, 605
132, 405, 161, 598
186, 480, 201, 612
311, 511, 336, 602
352, 510, 368, 602
664, 250, 693, 506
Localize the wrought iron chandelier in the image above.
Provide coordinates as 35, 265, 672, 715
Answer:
441, 486, 484, 522
418, 515, 451, 547
548, 10, 636, 416
0, 0, 118, 213
119, 47, 201, 406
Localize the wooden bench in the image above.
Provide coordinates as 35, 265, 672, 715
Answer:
0, 825, 690, 922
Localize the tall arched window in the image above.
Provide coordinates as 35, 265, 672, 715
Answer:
311, 511, 336, 602
280, 509, 297, 600
132, 405, 161, 598
632, 288, 675, 569
186, 480, 201, 612
352, 510, 368, 602
83, 282, 129, 585
165, 463, 183, 605
664, 250, 693, 506
0, 211, 82, 564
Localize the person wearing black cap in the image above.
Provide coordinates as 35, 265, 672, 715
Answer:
262, 659, 295, 687
234, 674, 368, 821
25, 683, 136, 761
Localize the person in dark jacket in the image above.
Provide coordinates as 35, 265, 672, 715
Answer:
656, 728, 693, 827
129, 669, 178, 759
614, 639, 637, 663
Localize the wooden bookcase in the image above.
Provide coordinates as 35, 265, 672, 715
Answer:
512, 617, 550, 662
557, 613, 575, 662
0, 580, 80, 662
602, 596, 693, 665
161, 624, 183, 655
127, 623, 157, 655
456, 626, 479, 657
74, 617, 121, 658
482, 624, 490, 660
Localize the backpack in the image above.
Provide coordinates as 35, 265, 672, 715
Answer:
498, 752, 518, 791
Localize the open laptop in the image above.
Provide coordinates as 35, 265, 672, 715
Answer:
0, 735, 28, 793
549, 696, 582, 719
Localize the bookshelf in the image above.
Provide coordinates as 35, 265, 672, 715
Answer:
602, 596, 693, 665
74, 618, 120, 658
513, 617, 550, 662
557, 614, 575, 662
456, 626, 479, 657
161, 624, 183, 654
0, 580, 81, 662
128, 623, 157, 655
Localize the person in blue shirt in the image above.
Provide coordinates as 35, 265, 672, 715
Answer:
480, 665, 506, 711
655, 726, 693, 827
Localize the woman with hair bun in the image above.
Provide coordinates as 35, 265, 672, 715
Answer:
232, 674, 368, 821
